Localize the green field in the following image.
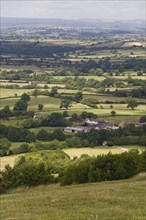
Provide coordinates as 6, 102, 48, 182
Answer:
1, 96, 144, 116
1, 174, 146, 220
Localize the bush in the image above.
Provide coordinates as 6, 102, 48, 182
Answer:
16, 143, 32, 154
0, 138, 11, 156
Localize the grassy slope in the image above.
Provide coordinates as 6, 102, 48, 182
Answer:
1, 174, 146, 220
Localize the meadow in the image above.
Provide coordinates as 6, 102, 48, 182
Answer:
0, 94, 145, 116
1, 173, 146, 220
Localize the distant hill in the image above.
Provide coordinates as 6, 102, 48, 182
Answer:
1, 17, 145, 30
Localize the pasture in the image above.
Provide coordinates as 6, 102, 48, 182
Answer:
1, 174, 146, 220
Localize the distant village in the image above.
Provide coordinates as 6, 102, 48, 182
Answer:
64, 118, 119, 133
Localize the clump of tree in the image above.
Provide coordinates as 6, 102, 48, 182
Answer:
60, 99, 72, 109
0, 138, 11, 156
74, 91, 83, 103
50, 87, 58, 97
0, 106, 12, 120
81, 97, 98, 108
127, 98, 138, 110
13, 93, 31, 115
38, 104, 44, 111
60, 150, 146, 185
139, 115, 146, 123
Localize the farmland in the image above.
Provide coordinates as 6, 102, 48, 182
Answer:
0, 17, 146, 220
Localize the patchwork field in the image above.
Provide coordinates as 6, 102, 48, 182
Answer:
1, 174, 146, 220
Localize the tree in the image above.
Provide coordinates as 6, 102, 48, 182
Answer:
38, 104, 44, 111
50, 87, 58, 97
60, 99, 72, 109
13, 100, 28, 115
21, 93, 30, 102
17, 143, 31, 154
52, 129, 66, 141
74, 91, 83, 103
139, 115, 146, 123
111, 111, 116, 116
36, 129, 52, 141
41, 113, 67, 127
0, 138, 11, 156
0, 106, 12, 120
32, 89, 39, 98
62, 111, 69, 117
127, 99, 138, 110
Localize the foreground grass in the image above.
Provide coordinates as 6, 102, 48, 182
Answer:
1, 174, 146, 220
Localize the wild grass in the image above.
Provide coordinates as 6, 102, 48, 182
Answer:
1, 174, 146, 220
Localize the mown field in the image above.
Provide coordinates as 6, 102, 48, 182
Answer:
1, 173, 146, 220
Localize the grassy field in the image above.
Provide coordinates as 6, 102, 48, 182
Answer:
1, 96, 144, 116
55, 104, 146, 117
0, 88, 94, 99
63, 147, 126, 159
1, 173, 146, 220
0, 96, 61, 110
99, 115, 141, 124
63, 146, 145, 159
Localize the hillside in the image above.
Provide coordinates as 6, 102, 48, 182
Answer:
1, 174, 146, 220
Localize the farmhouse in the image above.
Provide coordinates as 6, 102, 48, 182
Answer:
95, 122, 118, 130
64, 123, 119, 133
85, 118, 119, 130
85, 118, 99, 125
64, 126, 90, 133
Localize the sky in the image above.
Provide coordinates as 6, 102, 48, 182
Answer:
1, 0, 145, 20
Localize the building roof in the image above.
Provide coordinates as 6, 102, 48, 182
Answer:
64, 126, 89, 131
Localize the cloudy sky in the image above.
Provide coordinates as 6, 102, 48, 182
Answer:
1, 0, 145, 20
